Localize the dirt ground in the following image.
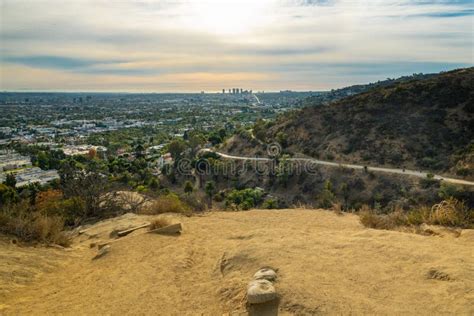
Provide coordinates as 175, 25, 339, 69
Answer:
1, 209, 473, 315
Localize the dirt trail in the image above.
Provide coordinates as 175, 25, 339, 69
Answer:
1, 210, 473, 315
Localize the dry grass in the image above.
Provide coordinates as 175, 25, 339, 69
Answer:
359, 211, 406, 229
149, 218, 172, 231
359, 198, 473, 230
0, 202, 71, 247
428, 198, 472, 228
331, 202, 343, 215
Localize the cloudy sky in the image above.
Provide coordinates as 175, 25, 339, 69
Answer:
0, 0, 472, 92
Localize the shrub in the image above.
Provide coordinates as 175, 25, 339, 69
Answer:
405, 206, 430, 225
456, 167, 470, 177
360, 199, 472, 230
0, 201, 71, 246
428, 198, 472, 228
262, 198, 279, 209
316, 180, 335, 209
141, 193, 190, 216
438, 183, 460, 200
359, 207, 407, 230
149, 218, 171, 230
180, 193, 207, 212
225, 188, 264, 210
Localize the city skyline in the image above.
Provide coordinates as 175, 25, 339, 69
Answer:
0, 0, 473, 92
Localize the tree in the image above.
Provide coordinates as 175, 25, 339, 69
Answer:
0, 183, 18, 205
4, 173, 16, 188
168, 139, 186, 159
134, 143, 145, 159
184, 181, 194, 195
37, 151, 49, 169
205, 181, 215, 208
59, 160, 115, 219
316, 180, 336, 209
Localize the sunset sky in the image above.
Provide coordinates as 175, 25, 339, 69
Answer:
0, 0, 472, 92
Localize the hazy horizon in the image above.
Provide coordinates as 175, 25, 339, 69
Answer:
1, 0, 473, 92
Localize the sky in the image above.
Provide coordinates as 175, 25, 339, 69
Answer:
0, 0, 473, 92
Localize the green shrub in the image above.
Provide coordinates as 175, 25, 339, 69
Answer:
225, 188, 264, 210
316, 180, 335, 209
262, 198, 279, 209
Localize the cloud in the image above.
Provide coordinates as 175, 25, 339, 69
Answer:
2, 56, 123, 70
0, 0, 472, 91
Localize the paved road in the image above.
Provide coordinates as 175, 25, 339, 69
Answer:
252, 94, 261, 104
201, 149, 474, 186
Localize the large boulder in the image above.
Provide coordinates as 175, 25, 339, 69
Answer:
247, 279, 277, 304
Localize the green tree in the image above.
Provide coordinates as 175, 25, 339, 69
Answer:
168, 139, 186, 159
0, 183, 18, 205
316, 180, 336, 209
37, 151, 49, 169
4, 173, 16, 188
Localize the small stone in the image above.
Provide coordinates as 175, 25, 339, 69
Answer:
93, 245, 110, 260
253, 268, 277, 282
247, 279, 277, 304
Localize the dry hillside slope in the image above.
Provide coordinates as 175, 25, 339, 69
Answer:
1, 210, 473, 315
249, 67, 474, 178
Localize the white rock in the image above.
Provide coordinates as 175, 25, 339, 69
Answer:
247, 279, 277, 304
253, 268, 277, 282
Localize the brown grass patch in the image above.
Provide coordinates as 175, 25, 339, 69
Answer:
0, 202, 71, 246
331, 202, 343, 215
429, 198, 472, 228
149, 218, 172, 231
359, 205, 408, 230
359, 198, 473, 231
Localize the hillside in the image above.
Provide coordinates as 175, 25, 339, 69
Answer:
1, 210, 473, 315
246, 68, 474, 178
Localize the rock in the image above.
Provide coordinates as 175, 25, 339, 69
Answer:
98, 242, 110, 250
247, 279, 277, 304
93, 245, 110, 260
148, 223, 182, 235
253, 268, 277, 282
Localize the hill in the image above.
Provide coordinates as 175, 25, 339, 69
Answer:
248, 68, 474, 178
1, 210, 473, 315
